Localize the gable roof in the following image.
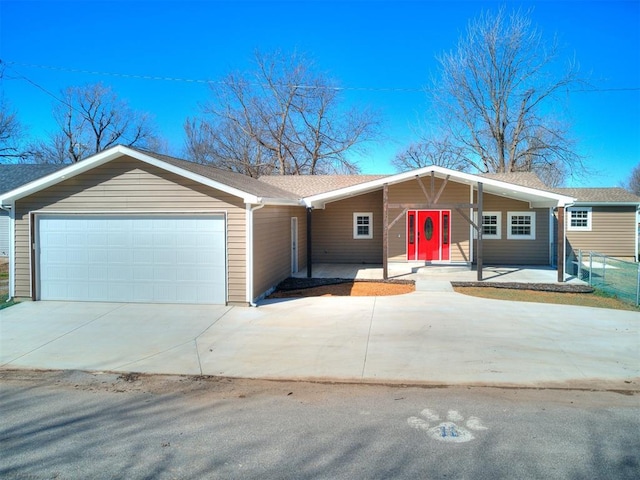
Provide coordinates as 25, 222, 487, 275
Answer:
0, 164, 66, 194
0, 146, 300, 206
300, 165, 575, 208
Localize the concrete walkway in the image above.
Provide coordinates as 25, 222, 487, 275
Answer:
1, 292, 637, 391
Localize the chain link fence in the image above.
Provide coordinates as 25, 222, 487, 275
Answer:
569, 250, 640, 306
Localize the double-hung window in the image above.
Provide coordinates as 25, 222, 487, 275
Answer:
568, 207, 592, 231
507, 212, 536, 240
480, 212, 501, 239
353, 212, 373, 239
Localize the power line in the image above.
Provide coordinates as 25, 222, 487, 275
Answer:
6, 59, 638, 94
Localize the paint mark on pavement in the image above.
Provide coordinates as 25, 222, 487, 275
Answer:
408, 408, 487, 443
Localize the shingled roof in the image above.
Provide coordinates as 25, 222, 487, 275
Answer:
480, 172, 549, 190
132, 149, 300, 200
553, 187, 640, 204
258, 174, 388, 197
0, 164, 66, 194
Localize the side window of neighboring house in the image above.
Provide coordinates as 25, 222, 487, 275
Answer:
507, 212, 536, 240
353, 212, 373, 239
567, 207, 592, 231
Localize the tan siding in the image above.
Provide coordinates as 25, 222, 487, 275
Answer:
252, 205, 307, 299
13, 156, 248, 304
388, 179, 472, 262
566, 206, 637, 259
478, 193, 551, 265
312, 191, 383, 263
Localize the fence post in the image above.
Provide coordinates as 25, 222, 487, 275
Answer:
589, 252, 593, 286
577, 250, 582, 280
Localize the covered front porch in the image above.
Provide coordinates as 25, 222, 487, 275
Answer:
293, 263, 586, 285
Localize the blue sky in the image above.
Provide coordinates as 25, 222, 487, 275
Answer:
1, 0, 638, 187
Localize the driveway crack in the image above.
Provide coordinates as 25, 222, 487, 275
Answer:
361, 297, 376, 379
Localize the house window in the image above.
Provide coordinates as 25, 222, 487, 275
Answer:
568, 207, 592, 231
353, 212, 373, 239
473, 212, 502, 239
507, 212, 536, 240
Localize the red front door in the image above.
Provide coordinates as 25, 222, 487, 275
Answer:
407, 210, 450, 261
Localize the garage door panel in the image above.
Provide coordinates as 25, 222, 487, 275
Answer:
37, 215, 226, 304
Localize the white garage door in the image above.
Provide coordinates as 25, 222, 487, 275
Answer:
36, 214, 226, 304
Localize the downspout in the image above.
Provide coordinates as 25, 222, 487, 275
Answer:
1, 203, 13, 302
246, 203, 265, 307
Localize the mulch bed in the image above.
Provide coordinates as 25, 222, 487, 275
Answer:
451, 282, 595, 293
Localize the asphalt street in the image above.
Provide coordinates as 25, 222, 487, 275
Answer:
1, 370, 638, 480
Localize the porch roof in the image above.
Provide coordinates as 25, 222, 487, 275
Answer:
301, 165, 576, 209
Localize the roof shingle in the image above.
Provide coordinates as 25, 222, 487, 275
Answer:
0, 164, 66, 194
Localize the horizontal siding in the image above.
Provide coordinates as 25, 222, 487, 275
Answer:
253, 206, 307, 299
13, 156, 248, 304
566, 206, 637, 259
312, 191, 383, 264
388, 179, 472, 262
477, 192, 551, 265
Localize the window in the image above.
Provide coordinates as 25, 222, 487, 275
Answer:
507, 212, 536, 240
353, 212, 373, 239
568, 207, 592, 231
473, 212, 501, 239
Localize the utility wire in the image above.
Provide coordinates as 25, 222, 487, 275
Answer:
4, 59, 639, 94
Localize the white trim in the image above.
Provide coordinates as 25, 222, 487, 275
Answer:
0, 145, 262, 204
353, 212, 373, 239
246, 203, 264, 305
474, 211, 502, 240
303, 165, 576, 208
566, 206, 592, 231
8, 203, 15, 298
507, 211, 536, 240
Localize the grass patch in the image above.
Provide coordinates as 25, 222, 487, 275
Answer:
0, 293, 16, 310
454, 286, 640, 312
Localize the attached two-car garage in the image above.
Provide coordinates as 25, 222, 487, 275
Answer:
36, 214, 227, 304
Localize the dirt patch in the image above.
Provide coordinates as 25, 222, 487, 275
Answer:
451, 281, 594, 293
268, 278, 415, 298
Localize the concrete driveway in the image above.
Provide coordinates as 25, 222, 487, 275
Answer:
1, 292, 638, 390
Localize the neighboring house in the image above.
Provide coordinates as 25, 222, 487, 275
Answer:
1, 145, 638, 305
0, 164, 66, 257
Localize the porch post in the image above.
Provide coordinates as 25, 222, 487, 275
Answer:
306, 207, 313, 278
477, 182, 483, 281
383, 183, 389, 280
557, 206, 565, 282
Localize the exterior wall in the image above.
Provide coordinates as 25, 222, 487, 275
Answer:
312, 190, 383, 263
565, 206, 638, 260
387, 178, 471, 262
475, 193, 551, 265
13, 156, 248, 304
253, 205, 307, 299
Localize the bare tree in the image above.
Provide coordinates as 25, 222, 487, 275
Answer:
185, 50, 380, 176
429, 7, 583, 184
29, 83, 157, 164
627, 163, 640, 196
392, 134, 468, 172
0, 96, 27, 161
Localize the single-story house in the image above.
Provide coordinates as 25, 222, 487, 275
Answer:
1, 164, 66, 257
1, 145, 638, 305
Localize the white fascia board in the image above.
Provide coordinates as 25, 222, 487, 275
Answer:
257, 197, 304, 206
570, 201, 640, 207
0, 145, 265, 204
302, 165, 576, 208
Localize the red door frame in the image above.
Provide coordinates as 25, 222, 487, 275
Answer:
407, 210, 450, 261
